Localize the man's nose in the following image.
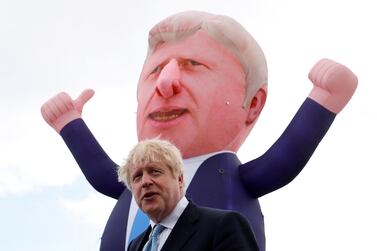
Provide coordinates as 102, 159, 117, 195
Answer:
141, 174, 153, 187
155, 58, 182, 98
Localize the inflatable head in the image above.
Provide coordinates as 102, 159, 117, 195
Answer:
136, 11, 268, 158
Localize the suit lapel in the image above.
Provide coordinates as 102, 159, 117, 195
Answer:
129, 225, 151, 251
161, 202, 200, 251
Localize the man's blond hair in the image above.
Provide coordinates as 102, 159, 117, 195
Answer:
118, 138, 184, 190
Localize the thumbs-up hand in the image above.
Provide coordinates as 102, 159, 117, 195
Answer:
41, 89, 95, 133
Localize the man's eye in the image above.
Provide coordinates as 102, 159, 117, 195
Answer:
132, 174, 141, 182
151, 169, 162, 176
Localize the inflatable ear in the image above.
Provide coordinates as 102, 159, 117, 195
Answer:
246, 84, 267, 125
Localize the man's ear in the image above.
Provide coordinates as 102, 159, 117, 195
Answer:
246, 84, 267, 125
178, 174, 184, 188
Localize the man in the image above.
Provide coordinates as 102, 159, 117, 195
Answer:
41, 11, 358, 251
118, 138, 259, 251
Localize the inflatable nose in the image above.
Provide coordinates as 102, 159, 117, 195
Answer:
155, 59, 182, 98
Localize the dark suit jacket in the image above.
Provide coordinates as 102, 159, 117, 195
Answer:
60, 98, 335, 251
127, 201, 259, 251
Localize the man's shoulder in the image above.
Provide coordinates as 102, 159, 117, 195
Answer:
190, 201, 247, 221
201, 205, 244, 217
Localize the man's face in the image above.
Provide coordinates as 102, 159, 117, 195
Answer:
137, 30, 250, 158
130, 163, 183, 223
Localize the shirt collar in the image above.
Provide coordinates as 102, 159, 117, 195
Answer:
151, 196, 189, 230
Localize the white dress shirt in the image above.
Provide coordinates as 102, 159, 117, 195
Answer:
149, 196, 189, 251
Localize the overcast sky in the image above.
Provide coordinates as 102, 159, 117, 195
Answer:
1, 0, 376, 250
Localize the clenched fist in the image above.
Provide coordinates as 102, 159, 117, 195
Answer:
308, 58, 358, 114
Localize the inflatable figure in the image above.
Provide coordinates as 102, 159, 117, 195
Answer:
41, 11, 357, 251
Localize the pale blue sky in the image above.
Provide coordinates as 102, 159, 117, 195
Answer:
1, 0, 376, 250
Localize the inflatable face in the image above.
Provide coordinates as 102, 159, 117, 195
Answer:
136, 30, 262, 158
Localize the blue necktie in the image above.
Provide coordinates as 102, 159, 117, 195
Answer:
143, 224, 166, 251
129, 209, 150, 241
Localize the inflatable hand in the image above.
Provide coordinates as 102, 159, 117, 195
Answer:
41, 89, 95, 133
308, 58, 358, 114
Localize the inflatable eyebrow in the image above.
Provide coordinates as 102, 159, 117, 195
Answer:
41, 11, 357, 251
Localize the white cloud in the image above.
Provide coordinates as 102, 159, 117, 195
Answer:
0, 110, 80, 196
60, 192, 117, 227
0, 84, 137, 197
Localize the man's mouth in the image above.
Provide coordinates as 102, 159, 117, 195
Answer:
142, 192, 158, 200
149, 109, 188, 121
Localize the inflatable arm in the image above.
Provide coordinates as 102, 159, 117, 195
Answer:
240, 98, 335, 197
240, 59, 358, 197
61, 119, 125, 199
41, 90, 125, 199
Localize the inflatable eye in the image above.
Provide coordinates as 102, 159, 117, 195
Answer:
188, 59, 201, 66
150, 65, 162, 74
